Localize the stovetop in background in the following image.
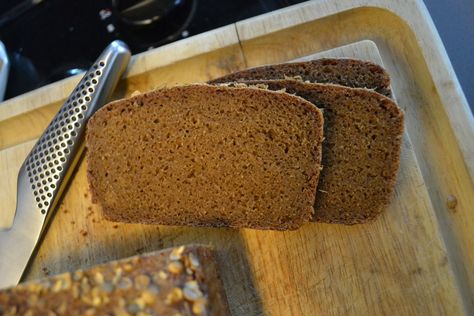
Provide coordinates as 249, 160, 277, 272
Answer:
0, 0, 306, 100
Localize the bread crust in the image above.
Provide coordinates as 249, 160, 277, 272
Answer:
209, 58, 392, 97
0, 245, 230, 315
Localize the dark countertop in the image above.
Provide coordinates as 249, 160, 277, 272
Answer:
0, 0, 471, 113
424, 0, 474, 113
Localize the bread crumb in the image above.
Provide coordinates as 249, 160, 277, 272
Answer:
446, 195, 457, 212
86, 207, 94, 218
42, 267, 50, 276
131, 90, 142, 97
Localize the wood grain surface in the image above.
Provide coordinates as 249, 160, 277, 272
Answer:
0, 1, 473, 315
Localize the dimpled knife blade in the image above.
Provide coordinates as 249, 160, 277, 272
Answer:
0, 40, 131, 289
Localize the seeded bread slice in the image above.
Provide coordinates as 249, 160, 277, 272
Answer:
208, 58, 392, 97
0, 245, 230, 315
231, 80, 404, 224
86, 84, 324, 230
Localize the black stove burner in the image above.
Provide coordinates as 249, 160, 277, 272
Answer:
113, 0, 197, 50
0, 0, 306, 100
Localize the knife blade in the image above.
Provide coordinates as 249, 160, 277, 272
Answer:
0, 40, 131, 289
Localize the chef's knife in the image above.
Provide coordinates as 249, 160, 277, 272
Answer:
0, 40, 131, 289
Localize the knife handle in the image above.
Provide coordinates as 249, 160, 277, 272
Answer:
21, 40, 130, 223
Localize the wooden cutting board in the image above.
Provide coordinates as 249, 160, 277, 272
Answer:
1, 1, 473, 315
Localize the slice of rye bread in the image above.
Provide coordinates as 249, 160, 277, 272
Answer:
208, 58, 392, 98
86, 84, 324, 230
230, 80, 404, 224
0, 245, 230, 315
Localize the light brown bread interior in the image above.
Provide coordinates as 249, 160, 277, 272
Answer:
234, 80, 404, 224
86, 84, 324, 230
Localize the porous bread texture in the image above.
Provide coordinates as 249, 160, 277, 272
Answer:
209, 58, 392, 98
232, 79, 404, 224
86, 84, 324, 230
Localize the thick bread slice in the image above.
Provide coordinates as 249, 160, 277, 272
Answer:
234, 80, 404, 224
208, 58, 392, 97
86, 84, 324, 230
0, 245, 230, 315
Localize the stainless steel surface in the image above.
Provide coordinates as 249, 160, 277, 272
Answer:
0, 40, 130, 289
0, 41, 9, 101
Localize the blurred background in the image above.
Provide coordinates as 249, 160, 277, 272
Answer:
0, 0, 472, 112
